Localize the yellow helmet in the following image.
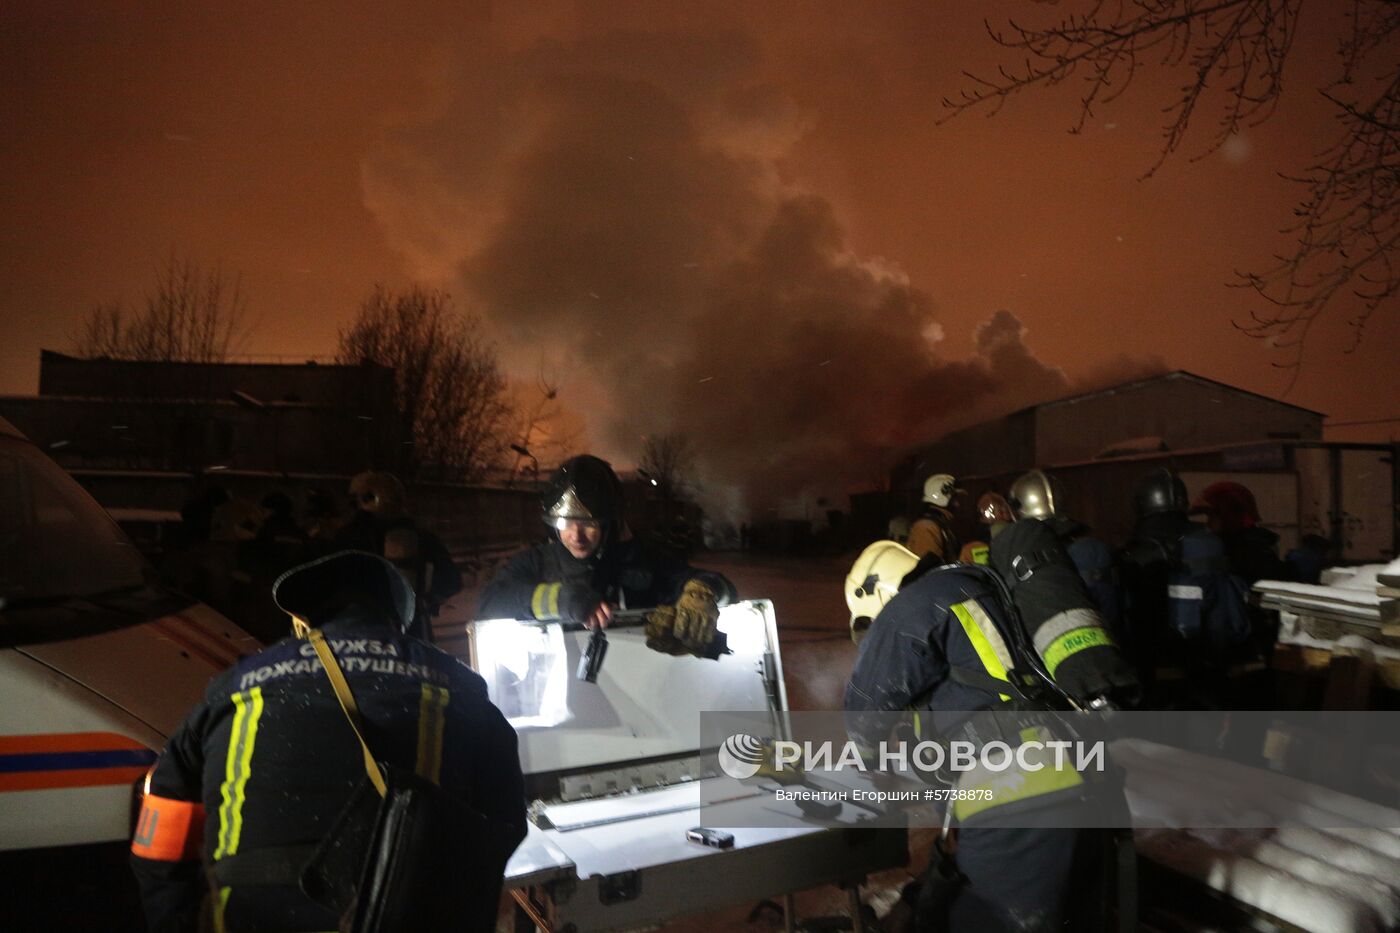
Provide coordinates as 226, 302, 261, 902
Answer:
845, 540, 918, 644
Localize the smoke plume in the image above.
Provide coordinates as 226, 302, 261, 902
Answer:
362, 20, 1160, 510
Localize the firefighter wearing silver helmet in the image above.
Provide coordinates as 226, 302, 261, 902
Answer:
1008, 469, 1085, 539
1009, 469, 1123, 636
907, 472, 962, 563
1008, 469, 1060, 520
476, 455, 736, 658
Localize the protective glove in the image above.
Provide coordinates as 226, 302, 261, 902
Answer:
644, 605, 692, 657
672, 579, 719, 652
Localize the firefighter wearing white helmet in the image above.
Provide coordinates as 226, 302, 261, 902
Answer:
845, 540, 919, 644
907, 473, 961, 563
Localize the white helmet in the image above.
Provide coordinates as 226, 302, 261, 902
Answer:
922, 473, 960, 508
845, 540, 918, 644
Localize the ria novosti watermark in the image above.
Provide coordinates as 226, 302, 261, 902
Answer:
700, 710, 1400, 830
717, 731, 1107, 780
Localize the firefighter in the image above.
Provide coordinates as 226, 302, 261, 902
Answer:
845, 519, 1136, 932
845, 538, 919, 644
336, 471, 461, 642
130, 550, 526, 932
1009, 469, 1122, 634
1118, 468, 1194, 684
957, 492, 1015, 565
1190, 481, 1288, 586
888, 514, 912, 545
1120, 468, 1255, 709
477, 454, 736, 657
1189, 480, 1287, 707
906, 473, 962, 563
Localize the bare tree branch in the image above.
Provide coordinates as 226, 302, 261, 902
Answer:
337, 285, 512, 483
72, 254, 249, 362
639, 432, 698, 502
508, 366, 580, 481
945, 0, 1400, 375
1232, 67, 1400, 381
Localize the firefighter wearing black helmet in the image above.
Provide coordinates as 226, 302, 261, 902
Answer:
1119, 467, 1252, 707
1118, 468, 1196, 678
476, 455, 737, 657
130, 551, 525, 932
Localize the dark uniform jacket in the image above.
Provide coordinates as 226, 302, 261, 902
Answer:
476, 534, 736, 620
1118, 511, 1199, 663
131, 609, 526, 932
334, 512, 463, 608
846, 564, 1014, 732
1222, 525, 1287, 586
843, 565, 1096, 932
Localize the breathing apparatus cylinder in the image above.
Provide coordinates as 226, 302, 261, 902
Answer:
987, 519, 1139, 708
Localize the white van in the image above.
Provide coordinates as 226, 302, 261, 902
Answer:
0, 417, 259, 852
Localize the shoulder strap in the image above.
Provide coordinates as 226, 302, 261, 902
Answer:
307, 628, 387, 798
932, 508, 958, 547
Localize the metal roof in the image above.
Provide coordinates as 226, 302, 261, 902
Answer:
1028, 370, 1326, 417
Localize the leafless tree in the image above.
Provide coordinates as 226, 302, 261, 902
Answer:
508, 366, 581, 483
338, 285, 512, 482
639, 432, 698, 503
73, 254, 249, 362
944, 0, 1400, 382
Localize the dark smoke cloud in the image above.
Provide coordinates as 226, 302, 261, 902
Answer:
362, 22, 1159, 510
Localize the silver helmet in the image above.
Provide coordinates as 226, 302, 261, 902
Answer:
1008, 469, 1063, 520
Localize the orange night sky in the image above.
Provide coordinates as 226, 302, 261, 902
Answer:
3, 2, 1395, 501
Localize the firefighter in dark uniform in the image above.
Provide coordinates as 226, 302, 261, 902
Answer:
336, 471, 462, 643
846, 519, 1138, 932
1009, 469, 1123, 636
1118, 468, 1199, 653
130, 551, 526, 932
477, 454, 736, 657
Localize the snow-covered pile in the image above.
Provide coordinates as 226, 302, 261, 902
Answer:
1318, 563, 1389, 593
1117, 739, 1400, 933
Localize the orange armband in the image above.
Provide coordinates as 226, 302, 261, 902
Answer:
131, 791, 205, 862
